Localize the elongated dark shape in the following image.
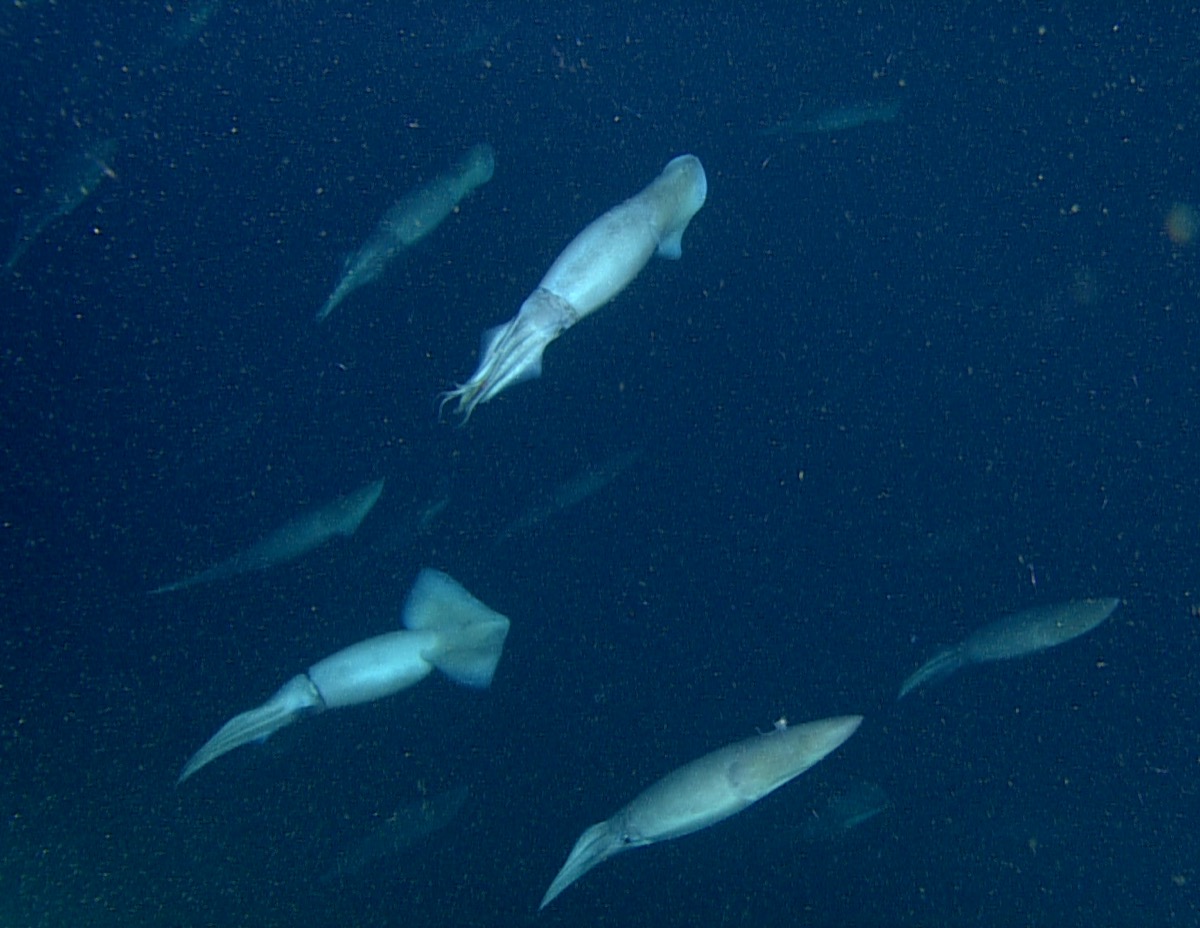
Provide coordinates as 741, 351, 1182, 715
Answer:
898, 597, 1120, 698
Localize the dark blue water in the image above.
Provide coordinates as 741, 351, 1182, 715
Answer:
2, 3, 1198, 925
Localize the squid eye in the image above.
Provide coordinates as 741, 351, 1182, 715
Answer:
620, 833, 633, 845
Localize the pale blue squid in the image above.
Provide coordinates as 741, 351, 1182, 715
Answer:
177, 569, 509, 783
540, 714, 862, 909
441, 154, 707, 421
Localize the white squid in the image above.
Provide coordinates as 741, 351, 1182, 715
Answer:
177, 569, 509, 783
441, 154, 707, 421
